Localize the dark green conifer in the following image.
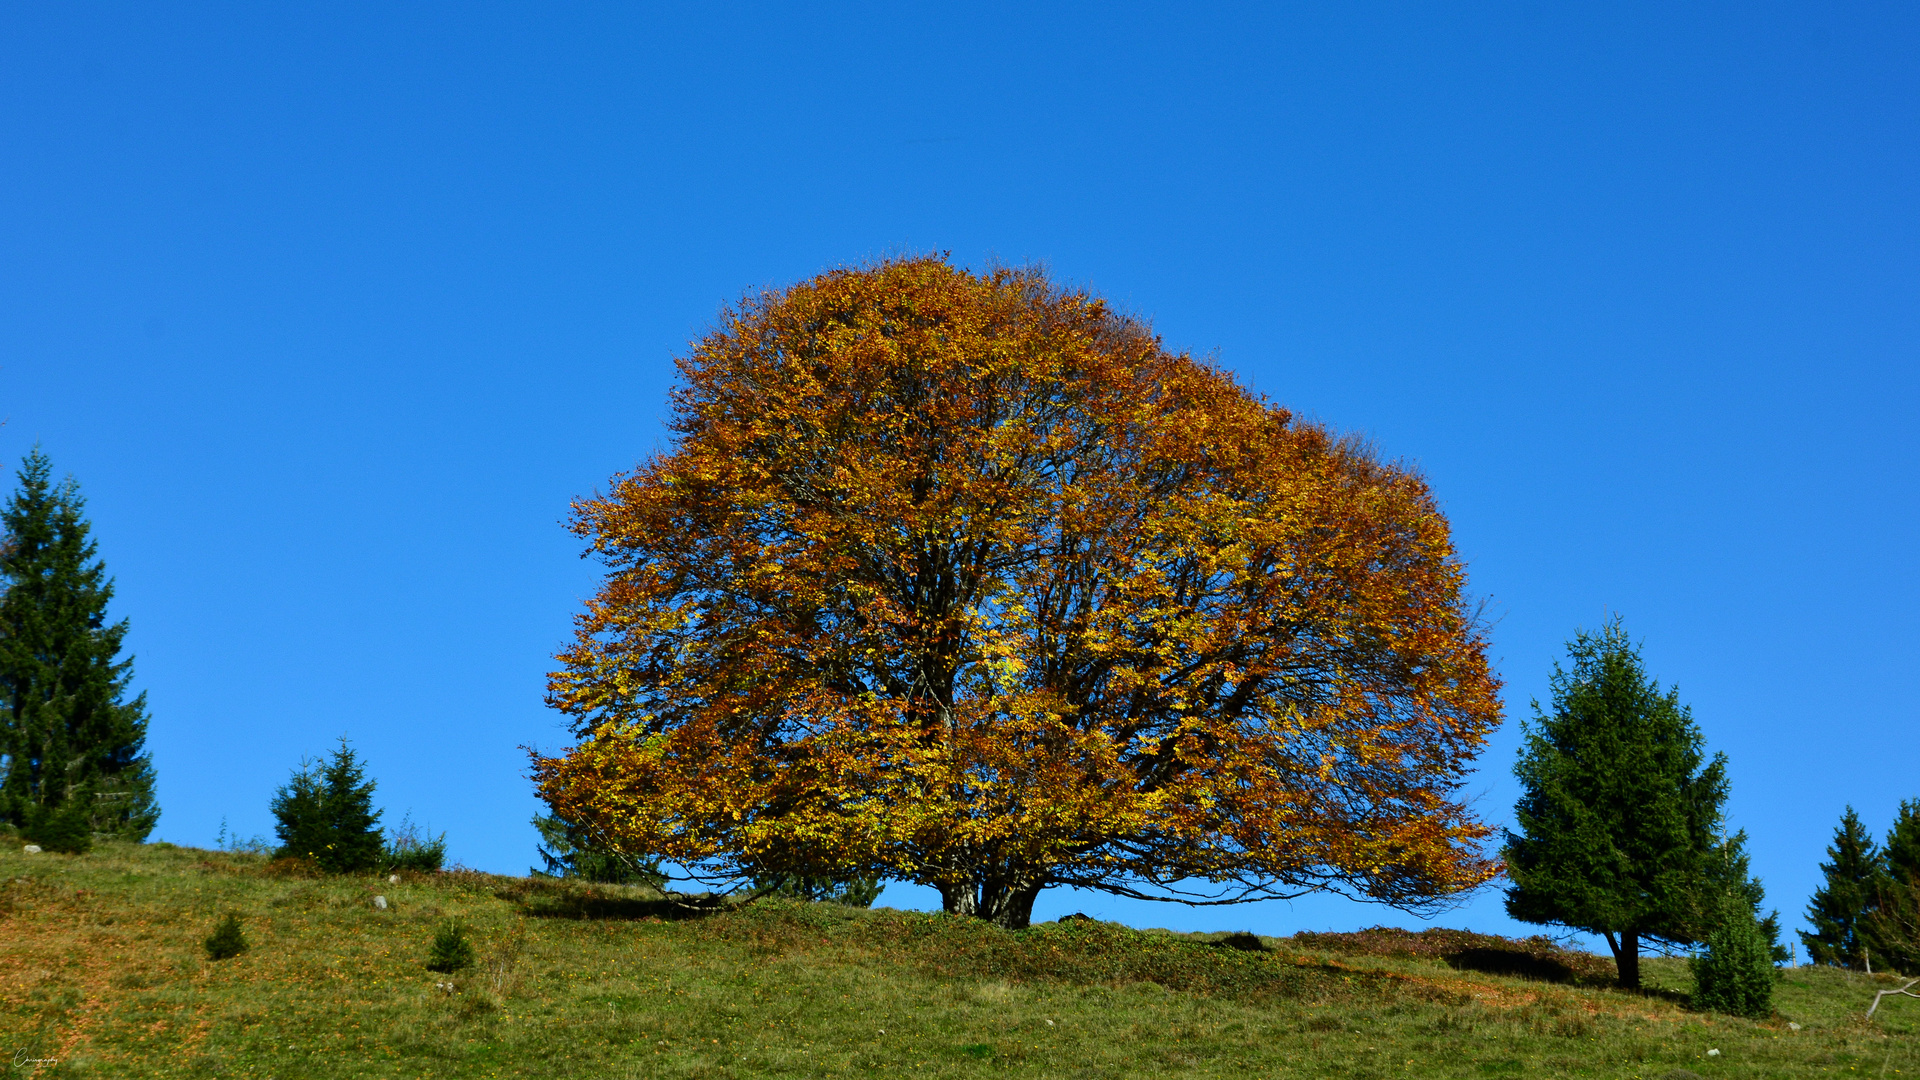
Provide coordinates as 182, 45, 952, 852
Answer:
1800, 806, 1883, 970
0, 449, 159, 841
204, 913, 249, 961
1868, 800, 1920, 974
1503, 619, 1746, 989
270, 738, 384, 873
1692, 899, 1776, 1019
531, 812, 664, 887
1713, 828, 1790, 964
426, 920, 475, 973
750, 870, 886, 907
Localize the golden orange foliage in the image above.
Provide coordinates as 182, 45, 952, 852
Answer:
533, 256, 1503, 928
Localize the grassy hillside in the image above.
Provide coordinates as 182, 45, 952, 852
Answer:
0, 840, 1913, 1078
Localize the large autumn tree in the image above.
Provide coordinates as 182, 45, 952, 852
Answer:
533, 257, 1504, 928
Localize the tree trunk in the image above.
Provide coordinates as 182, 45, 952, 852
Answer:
937, 880, 978, 919
938, 878, 1042, 929
979, 882, 1042, 930
1603, 930, 1642, 990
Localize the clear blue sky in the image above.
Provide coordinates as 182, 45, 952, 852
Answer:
3, 4, 1915, 946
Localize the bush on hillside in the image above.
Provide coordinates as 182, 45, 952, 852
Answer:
22, 801, 92, 855
383, 814, 446, 872
1692, 906, 1776, 1019
270, 738, 384, 874
531, 812, 663, 887
427, 920, 475, 973
204, 913, 248, 961
752, 871, 885, 908
1290, 926, 1616, 983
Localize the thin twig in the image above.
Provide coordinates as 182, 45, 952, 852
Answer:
1865, 977, 1920, 1021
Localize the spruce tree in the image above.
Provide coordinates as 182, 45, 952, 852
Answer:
0, 448, 159, 841
1868, 800, 1920, 973
1504, 619, 1742, 989
1800, 806, 1883, 969
531, 812, 664, 887
1692, 899, 1776, 1019
270, 738, 384, 873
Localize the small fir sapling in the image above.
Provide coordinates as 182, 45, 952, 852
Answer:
1692, 900, 1776, 1019
204, 913, 249, 961
427, 920, 475, 973
214, 816, 273, 856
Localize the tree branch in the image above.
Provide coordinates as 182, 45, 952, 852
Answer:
1866, 978, 1920, 1021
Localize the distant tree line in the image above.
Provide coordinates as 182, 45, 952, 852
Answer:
1801, 800, 1920, 974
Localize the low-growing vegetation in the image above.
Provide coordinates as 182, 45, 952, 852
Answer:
1, 840, 1915, 1078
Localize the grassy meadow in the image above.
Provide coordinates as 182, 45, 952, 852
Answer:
0, 839, 1914, 1078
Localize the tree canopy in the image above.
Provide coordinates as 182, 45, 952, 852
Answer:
1503, 619, 1763, 988
533, 256, 1504, 928
0, 448, 158, 843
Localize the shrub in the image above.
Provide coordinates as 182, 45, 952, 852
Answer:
269, 738, 384, 874
22, 801, 92, 855
752, 871, 885, 908
204, 913, 249, 961
427, 920, 475, 973
213, 816, 273, 856
531, 812, 663, 887
1693, 906, 1775, 1018
383, 813, 446, 872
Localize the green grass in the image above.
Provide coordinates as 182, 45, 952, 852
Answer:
0, 839, 1914, 1077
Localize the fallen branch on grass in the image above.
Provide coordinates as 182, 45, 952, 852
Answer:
1865, 977, 1920, 1021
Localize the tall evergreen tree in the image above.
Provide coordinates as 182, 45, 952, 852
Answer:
1800, 807, 1884, 969
0, 449, 158, 841
1867, 800, 1920, 974
1503, 619, 1745, 989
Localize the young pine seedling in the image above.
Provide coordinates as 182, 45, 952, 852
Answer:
427, 920, 475, 973
204, 914, 248, 961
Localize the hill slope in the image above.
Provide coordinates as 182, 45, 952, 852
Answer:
0, 840, 1912, 1077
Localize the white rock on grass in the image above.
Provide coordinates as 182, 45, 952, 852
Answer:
372, 895, 388, 910
22, 845, 41, 855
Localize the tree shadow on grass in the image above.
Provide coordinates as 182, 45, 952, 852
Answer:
495, 878, 729, 922
1294, 927, 1628, 988
1444, 947, 1579, 982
